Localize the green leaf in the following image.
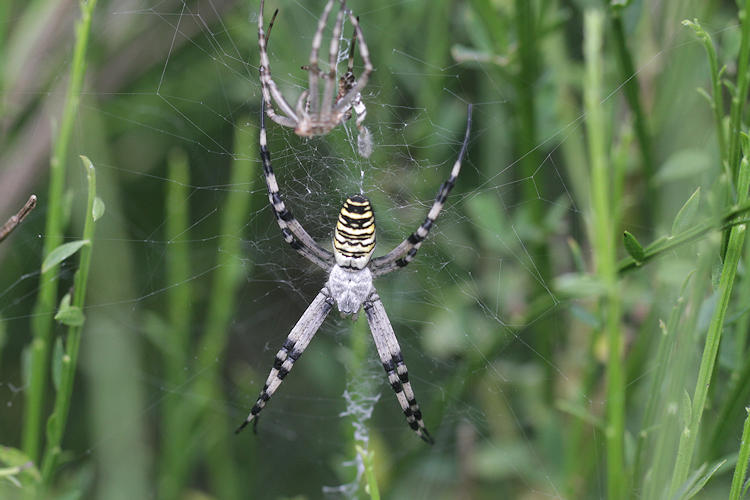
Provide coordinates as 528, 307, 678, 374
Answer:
52, 337, 64, 391
92, 196, 105, 222
671, 459, 726, 500
623, 231, 646, 262
55, 305, 85, 327
672, 188, 701, 235
42, 240, 89, 273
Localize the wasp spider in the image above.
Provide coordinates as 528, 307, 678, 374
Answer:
258, 0, 374, 157
236, 102, 473, 443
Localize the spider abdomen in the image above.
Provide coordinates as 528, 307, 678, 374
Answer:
326, 265, 373, 316
333, 195, 376, 269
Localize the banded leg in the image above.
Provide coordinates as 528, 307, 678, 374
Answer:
306, 0, 336, 117
320, 0, 347, 120
364, 291, 434, 444
258, 0, 299, 127
260, 101, 335, 270
370, 104, 472, 276
236, 288, 334, 433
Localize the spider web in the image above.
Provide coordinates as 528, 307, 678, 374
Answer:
0, 0, 720, 498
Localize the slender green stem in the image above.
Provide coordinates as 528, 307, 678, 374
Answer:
40, 156, 98, 483
709, 343, 750, 457
617, 199, 750, 273
728, 0, 750, 180
669, 147, 750, 495
683, 19, 727, 167
23, 0, 98, 462
357, 445, 381, 500
158, 149, 193, 500
606, 4, 655, 200
729, 408, 750, 500
584, 10, 626, 499
195, 121, 256, 500
515, 0, 540, 210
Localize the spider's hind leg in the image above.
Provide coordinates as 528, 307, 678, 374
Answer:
364, 291, 434, 444
236, 288, 334, 434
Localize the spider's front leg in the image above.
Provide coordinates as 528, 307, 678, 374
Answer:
364, 291, 434, 444
236, 288, 334, 434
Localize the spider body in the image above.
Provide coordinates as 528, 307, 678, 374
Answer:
258, 0, 373, 157
236, 101, 473, 443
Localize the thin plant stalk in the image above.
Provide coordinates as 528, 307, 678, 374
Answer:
195, 121, 256, 500
23, 0, 99, 462
710, 346, 750, 457
668, 144, 750, 494
40, 156, 98, 483
729, 408, 750, 500
727, 0, 750, 180
584, 10, 626, 499
683, 19, 727, 167
617, 198, 750, 273
158, 149, 194, 500
605, 4, 655, 201
357, 445, 381, 500
0, 195, 37, 243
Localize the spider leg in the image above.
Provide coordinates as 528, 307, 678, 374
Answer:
332, 12, 372, 114
236, 288, 334, 434
370, 105, 472, 277
332, 12, 373, 156
320, 0, 346, 122
258, 0, 300, 127
307, 0, 336, 117
0, 195, 37, 244
260, 101, 335, 270
364, 291, 434, 444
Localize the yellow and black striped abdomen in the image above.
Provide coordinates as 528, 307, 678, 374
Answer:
333, 194, 376, 269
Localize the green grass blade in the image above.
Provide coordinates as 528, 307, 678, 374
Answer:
729, 408, 750, 500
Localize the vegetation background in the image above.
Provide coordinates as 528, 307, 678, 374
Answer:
2, 0, 750, 498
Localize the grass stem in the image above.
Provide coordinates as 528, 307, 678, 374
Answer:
584, 9, 626, 499
40, 156, 98, 483
729, 408, 750, 500
158, 149, 194, 500
23, 0, 98, 462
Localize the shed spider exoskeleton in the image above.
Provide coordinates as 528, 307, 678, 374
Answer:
258, 0, 374, 157
235, 102, 472, 443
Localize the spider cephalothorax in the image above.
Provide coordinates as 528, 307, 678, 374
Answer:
258, 0, 373, 157
236, 100, 472, 443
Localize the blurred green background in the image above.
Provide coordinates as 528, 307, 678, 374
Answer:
2, 0, 750, 498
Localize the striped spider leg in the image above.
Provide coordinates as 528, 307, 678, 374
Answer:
0, 195, 37, 244
370, 104, 473, 277
237, 102, 472, 442
258, 0, 374, 157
